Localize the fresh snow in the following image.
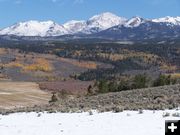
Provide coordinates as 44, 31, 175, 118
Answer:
0, 12, 180, 37
84, 12, 127, 33
124, 17, 145, 27
0, 110, 180, 135
0, 20, 68, 37
63, 20, 87, 34
64, 12, 127, 34
152, 16, 180, 25
0, 12, 127, 36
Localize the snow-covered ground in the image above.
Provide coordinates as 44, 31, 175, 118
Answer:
0, 110, 180, 135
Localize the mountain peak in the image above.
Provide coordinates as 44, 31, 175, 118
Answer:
125, 16, 145, 27
90, 12, 119, 19
85, 12, 127, 32
152, 16, 180, 25
89, 12, 126, 21
1, 13, 180, 37
0, 20, 68, 37
63, 20, 86, 34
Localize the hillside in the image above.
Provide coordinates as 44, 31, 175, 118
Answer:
0, 84, 179, 114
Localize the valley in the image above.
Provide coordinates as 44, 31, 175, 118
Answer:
0, 39, 179, 113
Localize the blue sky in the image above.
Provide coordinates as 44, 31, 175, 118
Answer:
0, 0, 180, 28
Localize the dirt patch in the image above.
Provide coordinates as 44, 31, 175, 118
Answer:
39, 81, 93, 96
0, 82, 51, 109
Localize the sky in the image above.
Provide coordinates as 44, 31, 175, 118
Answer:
0, 0, 180, 28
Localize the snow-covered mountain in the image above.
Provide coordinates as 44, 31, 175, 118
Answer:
63, 20, 87, 34
0, 13, 180, 38
0, 20, 69, 37
83, 12, 127, 34
124, 17, 146, 27
93, 19, 180, 40
152, 16, 180, 26
0, 12, 127, 36
63, 12, 127, 34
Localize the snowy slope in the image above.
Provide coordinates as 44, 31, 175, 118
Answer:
152, 16, 180, 25
0, 13, 180, 37
83, 12, 127, 33
124, 17, 146, 27
0, 12, 127, 36
0, 110, 180, 135
63, 20, 87, 34
0, 20, 68, 37
63, 12, 127, 34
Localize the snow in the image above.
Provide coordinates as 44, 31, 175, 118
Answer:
63, 20, 87, 34
124, 17, 145, 27
64, 12, 127, 34
85, 12, 127, 33
0, 12, 127, 36
0, 110, 180, 135
0, 20, 69, 37
152, 16, 180, 25
0, 12, 180, 37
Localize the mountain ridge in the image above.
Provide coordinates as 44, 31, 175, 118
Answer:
0, 12, 180, 38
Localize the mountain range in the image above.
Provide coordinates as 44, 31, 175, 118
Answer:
0, 12, 180, 40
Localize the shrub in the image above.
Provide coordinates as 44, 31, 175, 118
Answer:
172, 113, 180, 117
132, 74, 148, 89
108, 82, 118, 92
88, 110, 93, 115
49, 93, 58, 103
118, 80, 131, 91
162, 112, 170, 117
57, 90, 69, 100
138, 109, 143, 114
153, 74, 171, 87
98, 80, 109, 93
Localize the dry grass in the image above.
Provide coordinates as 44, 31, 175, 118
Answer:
0, 82, 51, 109
0, 48, 7, 55
169, 73, 180, 79
39, 81, 93, 96
160, 64, 177, 72
4, 62, 23, 68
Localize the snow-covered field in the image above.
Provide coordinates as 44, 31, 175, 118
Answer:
0, 110, 180, 135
